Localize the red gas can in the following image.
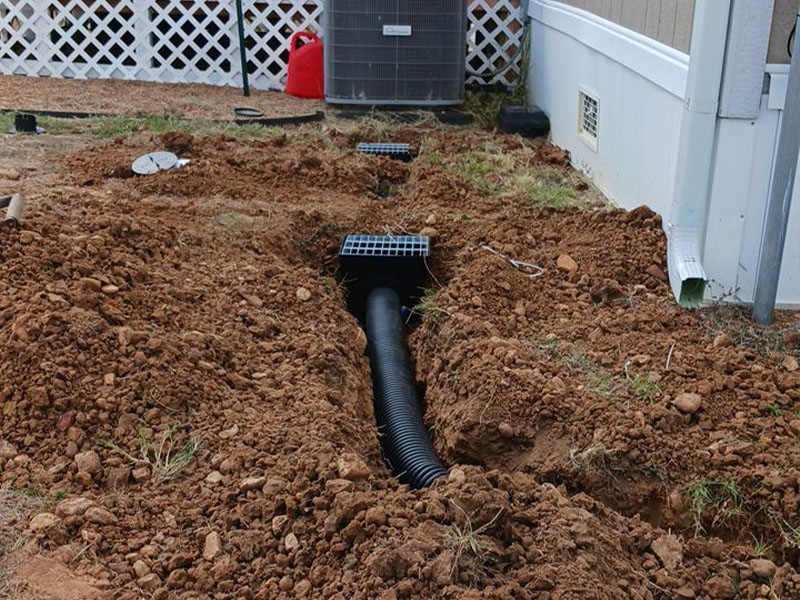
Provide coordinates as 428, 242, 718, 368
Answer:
286, 32, 324, 99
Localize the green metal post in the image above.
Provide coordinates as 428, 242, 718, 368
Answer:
235, 0, 250, 97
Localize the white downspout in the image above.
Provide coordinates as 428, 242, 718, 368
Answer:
667, 0, 732, 307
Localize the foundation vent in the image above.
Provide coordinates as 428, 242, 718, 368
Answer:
579, 89, 599, 151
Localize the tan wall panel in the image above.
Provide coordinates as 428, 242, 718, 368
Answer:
657, 0, 678, 44
769, 0, 798, 63
672, 0, 694, 54
556, 0, 694, 52
619, 0, 647, 32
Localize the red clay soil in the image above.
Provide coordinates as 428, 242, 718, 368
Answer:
1, 121, 800, 600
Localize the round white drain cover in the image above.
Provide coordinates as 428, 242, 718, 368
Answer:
132, 151, 178, 175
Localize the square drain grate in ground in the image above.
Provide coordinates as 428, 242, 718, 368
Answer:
339, 234, 429, 257
356, 143, 413, 162
338, 234, 431, 320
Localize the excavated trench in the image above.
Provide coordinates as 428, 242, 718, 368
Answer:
287, 215, 798, 571
7, 126, 799, 596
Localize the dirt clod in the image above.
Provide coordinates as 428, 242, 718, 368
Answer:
651, 534, 683, 570
673, 392, 703, 414
137, 573, 161, 591
749, 558, 777, 579
29, 512, 60, 532
74, 450, 102, 474
133, 560, 150, 578
713, 332, 733, 348
337, 453, 371, 481
84, 506, 117, 525
556, 253, 579, 273
0, 439, 18, 458
203, 531, 222, 560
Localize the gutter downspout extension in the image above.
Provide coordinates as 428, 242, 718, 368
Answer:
667, 0, 732, 307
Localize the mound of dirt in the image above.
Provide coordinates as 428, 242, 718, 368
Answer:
1, 120, 800, 600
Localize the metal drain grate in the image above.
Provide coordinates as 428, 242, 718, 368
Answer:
357, 143, 413, 162
340, 234, 429, 257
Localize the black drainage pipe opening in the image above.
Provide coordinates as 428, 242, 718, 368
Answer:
339, 234, 448, 489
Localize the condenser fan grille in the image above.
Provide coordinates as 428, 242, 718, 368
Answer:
323, 0, 467, 105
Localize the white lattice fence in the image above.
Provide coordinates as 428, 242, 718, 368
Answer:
0, 0, 523, 91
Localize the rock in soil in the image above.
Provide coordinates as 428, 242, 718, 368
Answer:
673, 392, 703, 414
55, 497, 96, 518
29, 512, 60, 532
74, 450, 102, 474
651, 534, 682, 570
556, 253, 579, 273
203, 531, 222, 560
749, 558, 777, 579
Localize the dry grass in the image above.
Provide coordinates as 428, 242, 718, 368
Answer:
0, 488, 50, 555
0, 487, 54, 598
444, 502, 503, 585
569, 442, 616, 473
102, 424, 202, 483
701, 303, 800, 356
412, 288, 453, 323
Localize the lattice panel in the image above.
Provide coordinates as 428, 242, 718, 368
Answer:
467, 0, 525, 85
147, 0, 237, 86
0, 0, 524, 90
1, 0, 140, 78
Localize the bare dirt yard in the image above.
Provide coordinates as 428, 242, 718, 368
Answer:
1, 80, 800, 600
0, 75, 321, 120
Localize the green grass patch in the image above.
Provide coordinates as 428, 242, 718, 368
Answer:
565, 345, 619, 397
1, 112, 85, 134
752, 535, 773, 558
624, 369, 661, 403
533, 336, 559, 359
687, 478, 744, 534
0, 112, 14, 133
627, 375, 660, 402
442, 141, 593, 208
89, 113, 269, 139
449, 143, 516, 194
512, 167, 580, 208
766, 404, 783, 418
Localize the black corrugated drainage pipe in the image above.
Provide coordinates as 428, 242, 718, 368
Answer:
366, 287, 448, 488
339, 234, 448, 489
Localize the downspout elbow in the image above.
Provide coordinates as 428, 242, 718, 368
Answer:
666, 0, 732, 307
667, 224, 707, 307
